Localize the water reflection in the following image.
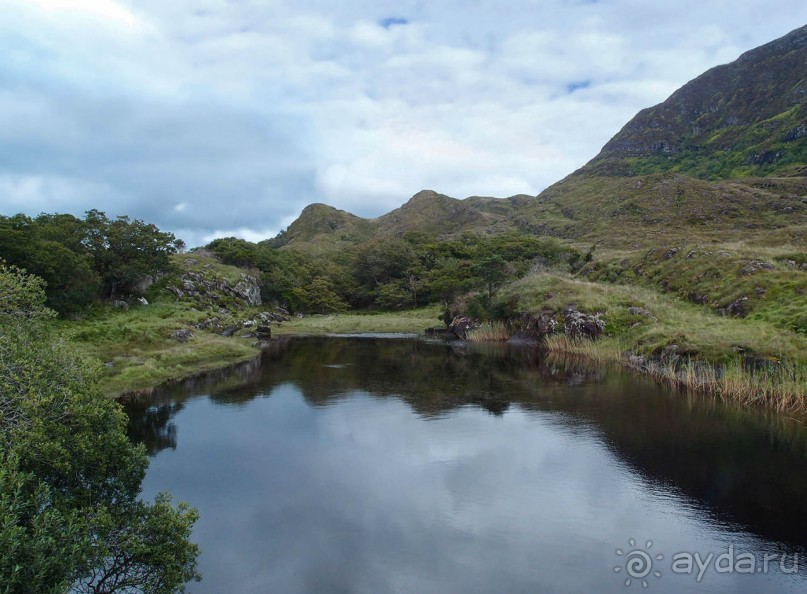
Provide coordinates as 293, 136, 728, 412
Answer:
123, 337, 807, 593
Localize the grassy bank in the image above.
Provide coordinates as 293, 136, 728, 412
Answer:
545, 335, 805, 410
273, 306, 442, 335
58, 302, 443, 396
56, 301, 259, 397
584, 242, 806, 334
496, 272, 807, 410
498, 273, 807, 363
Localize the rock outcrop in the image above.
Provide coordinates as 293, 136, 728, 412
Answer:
168, 271, 261, 308
563, 306, 605, 339
510, 311, 558, 342
170, 329, 194, 343
445, 316, 480, 340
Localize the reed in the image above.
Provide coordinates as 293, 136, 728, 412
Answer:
543, 334, 623, 362
544, 334, 807, 412
466, 321, 511, 342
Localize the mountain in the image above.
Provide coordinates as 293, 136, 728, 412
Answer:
279, 25, 807, 251
280, 191, 528, 251
279, 203, 374, 250
578, 24, 807, 179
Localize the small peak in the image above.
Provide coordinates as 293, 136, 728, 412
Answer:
406, 189, 452, 205
300, 203, 338, 214
412, 189, 440, 199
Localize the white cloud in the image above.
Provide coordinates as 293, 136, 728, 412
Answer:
1, 0, 806, 246
17, 0, 142, 30
0, 173, 118, 214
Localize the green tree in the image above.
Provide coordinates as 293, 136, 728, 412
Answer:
83, 210, 184, 298
291, 277, 349, 314
0, 216, 99, 314
352, 238, 417, 287
0, 264, 200, 593
472, 255, 511, 300
206, 237, 258, 268
373, 281, 411, 310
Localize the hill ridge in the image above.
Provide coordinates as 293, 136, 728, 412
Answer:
278, 25, 807, 250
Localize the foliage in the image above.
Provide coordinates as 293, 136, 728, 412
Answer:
83, 210, 185, 299
0, 215, 99, 314
205, 231, 582, 314
204, 237, 258, 269
291, 278, 349, 314
0, 211, 183, 314
0, 264, 200, 593
0, 262, 55, 320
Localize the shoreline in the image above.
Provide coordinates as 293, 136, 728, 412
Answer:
109, 325, 806, 418
100, 307, 441, 399
474, 332, 806, 414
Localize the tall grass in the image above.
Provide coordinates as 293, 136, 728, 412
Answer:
466, 322, 511, 342
545, 335, 807, 412
544, 334, 624, 362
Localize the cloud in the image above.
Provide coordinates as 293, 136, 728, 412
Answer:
17, 0, 143, 30
379, 17, 409, 29
1, 0, 806, 246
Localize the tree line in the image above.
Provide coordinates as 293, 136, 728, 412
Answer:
0, 211, 184, 314
0, 209, 588, 319
206, 232, 588, 318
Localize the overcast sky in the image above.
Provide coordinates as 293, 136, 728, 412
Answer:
1, 1, 805, 246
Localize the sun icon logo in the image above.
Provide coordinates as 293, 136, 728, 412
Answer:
614, 539, 663, 588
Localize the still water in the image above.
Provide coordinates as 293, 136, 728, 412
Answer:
124, 336, 807, 593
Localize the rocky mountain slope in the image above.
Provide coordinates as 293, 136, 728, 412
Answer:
277, 25, 807, 251
578, 24, 807, 179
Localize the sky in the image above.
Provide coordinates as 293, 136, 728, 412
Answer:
1, 1, 806, 247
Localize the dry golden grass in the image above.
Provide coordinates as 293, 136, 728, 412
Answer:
545, 335, 807, 412
466, 322, 511, 342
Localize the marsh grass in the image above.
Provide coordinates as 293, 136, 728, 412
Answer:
466, 322, 511, 342
544, 334, 625, 362
545, 334, 807, 411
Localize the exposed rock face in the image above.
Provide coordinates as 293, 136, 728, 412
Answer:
562, 306, 605, 340
446, 306, 607, 343
234, 276, 262, 307
446, 316, 480, 340
510, 311, 558, 342
168, 272, 261, 308
256, 308, 289, 324
579, 24, 807, 178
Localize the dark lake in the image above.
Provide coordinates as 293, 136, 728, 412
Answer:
124, 336, 807, 593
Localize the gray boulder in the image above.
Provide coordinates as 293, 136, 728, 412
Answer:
563, 307, 605, 339
170, 329, 194, 343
